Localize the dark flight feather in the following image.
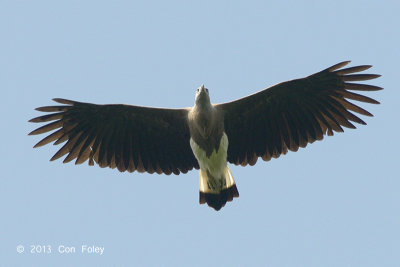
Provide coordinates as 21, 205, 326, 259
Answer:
29, 61, 381, 176
216, 61, 381, 166
30, 100, 199, 174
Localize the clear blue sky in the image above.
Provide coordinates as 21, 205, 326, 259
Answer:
1, 1, 399, 266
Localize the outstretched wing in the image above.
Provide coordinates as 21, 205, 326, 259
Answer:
29, 99, 199, 175
216, 61, 382, 166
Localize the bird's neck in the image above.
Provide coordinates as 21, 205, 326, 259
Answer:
189, 101, 215, 138
194, 102, 212, 112
194, 97, 212, 110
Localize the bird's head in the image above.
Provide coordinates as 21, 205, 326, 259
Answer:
194, 84, 211, 107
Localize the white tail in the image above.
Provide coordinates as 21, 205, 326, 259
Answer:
199, 166, 239, 211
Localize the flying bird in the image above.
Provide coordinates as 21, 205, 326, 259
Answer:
29, 61, 382, 211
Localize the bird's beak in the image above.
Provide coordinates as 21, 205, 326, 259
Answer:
199, 84, 206, 93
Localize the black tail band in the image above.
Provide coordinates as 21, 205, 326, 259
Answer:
199, 185, 239, 211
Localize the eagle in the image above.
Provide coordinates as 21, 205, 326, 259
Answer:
29, 61, 381, 211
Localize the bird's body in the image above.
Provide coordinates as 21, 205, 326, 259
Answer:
188, 85, 239, 210
29, 61, 382, 211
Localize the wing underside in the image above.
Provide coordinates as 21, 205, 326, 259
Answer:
216, 61, 382, 166
29, 99, 199, 175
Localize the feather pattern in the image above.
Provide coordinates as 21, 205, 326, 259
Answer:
29, 61, 381, 179
216, 61, 381, 166
29, 100, 199, 174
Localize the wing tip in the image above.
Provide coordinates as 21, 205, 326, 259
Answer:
28, 129, 40, 136
53, 98, 75, 105
328, 60, 351, 71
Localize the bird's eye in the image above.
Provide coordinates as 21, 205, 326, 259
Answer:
205, 88, 208, 92
197, 88, 199, 92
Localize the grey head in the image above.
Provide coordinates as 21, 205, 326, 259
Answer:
194, 84, 211, 107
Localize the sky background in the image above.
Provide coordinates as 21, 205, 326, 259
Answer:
1, 0, 399, 266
